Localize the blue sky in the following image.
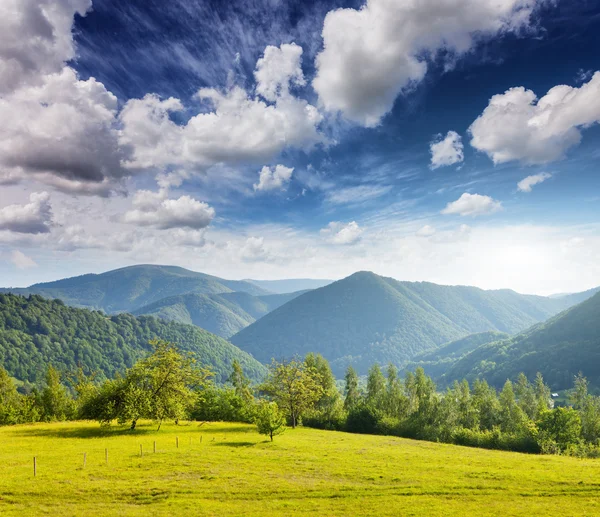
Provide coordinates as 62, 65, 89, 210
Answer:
0, 0, 599, 294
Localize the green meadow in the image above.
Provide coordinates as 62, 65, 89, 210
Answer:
1, 421, 600, 516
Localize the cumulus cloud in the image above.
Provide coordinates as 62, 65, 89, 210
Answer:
320, 221, 363, 245
441, 193, 502, 217
0, 0, 91, 94
120, 43, 323, 176
254, 43, 306, 102
313, 0, 546, 126
470, 72, 600, 164
123, 189, 215, 230
518, 172, 552, 192
430, 131, 464, 169
0, 192, 52, 233
10, 250, 38, 269
0, 67, 127, 193
254, 165, 294, 192
416, 225, 436, 237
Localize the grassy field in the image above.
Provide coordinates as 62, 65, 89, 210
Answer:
1, 421, 600, 516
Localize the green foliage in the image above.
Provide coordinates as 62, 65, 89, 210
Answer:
445, 292, 600, 390
254, 401, 286, 441
0, 293, 266, 384
260, 358, 323, 428
537, 407, 582, 453
231, 271, 584, 375
40, 366, 75, 422
83, 340, 212, 429
343, 366, 361, 411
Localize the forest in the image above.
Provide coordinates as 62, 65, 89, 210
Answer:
1, 340, 599, 457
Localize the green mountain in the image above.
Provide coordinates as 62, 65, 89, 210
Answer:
132, 290, 308, 338
2, 265, 270, 313
403, 331, 510, 380
230, 271, 594, 375
245, 278, 334, 294
443, 292, 600, 390
0, 293, 266, 385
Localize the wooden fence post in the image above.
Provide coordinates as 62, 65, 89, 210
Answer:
154, 441, 156, 453
105, 448, 108, 465
176, 436, 179, 448
140, 444, 143, 457
83, 452, 87, 468
33, 457, 36, 477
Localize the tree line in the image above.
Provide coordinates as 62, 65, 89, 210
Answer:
1, 341, 600, 455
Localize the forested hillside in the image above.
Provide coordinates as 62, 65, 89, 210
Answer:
444, 292, 600, 390
2, 265, 269, 313
132, 290, 308, 338
0, 294, 266, 384
231, 271, 595, 375
403, 331, 509, 379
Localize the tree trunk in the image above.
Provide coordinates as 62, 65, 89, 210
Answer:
130, 419, 137, 431
157, 419, 163, 431
270, 431, 273, 442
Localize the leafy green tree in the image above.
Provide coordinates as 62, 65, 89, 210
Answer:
537, 407, 582, 452
472, 379, 500, 431
498, 380, 527, 434
40, 366, 74, 422
366, 364, 386, 411
570, 373, 600, 443
515, 373, 538, 420
533, 372, 552, 418
343, 366, 361, 411
229, 360, 253, 404
385, 364, 407, 418
304, 354, 344, 429
260, 359, 323, 428
255, 401, 286, 441
84, 340, 212, 430
0, 367, 22, 425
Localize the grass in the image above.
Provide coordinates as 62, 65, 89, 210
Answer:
1, 421, 600, 516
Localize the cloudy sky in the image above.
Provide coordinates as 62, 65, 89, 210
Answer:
1, 0, 599, 295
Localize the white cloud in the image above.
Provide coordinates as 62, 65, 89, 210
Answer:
10, 250, 37, 269
470, 72, 600, 164
120, 43, 323, 177
254, 165, 294, 192
0, 67, 128, 194
416, 225, 436, 237
254, 43, 306, 102
313, 0, 546, 126
0, 192, 52, 234
320, 221, 363, 245
0, 0, 91, 94
518, 172, 552, 192
123, 189, 215, 230
430, 131, 464, 169
441, 193, 502, 217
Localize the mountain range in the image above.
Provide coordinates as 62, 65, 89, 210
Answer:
1, 265, 312, 338
230, 271, 597, 375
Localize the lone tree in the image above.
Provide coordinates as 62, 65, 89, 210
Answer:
255, 401, 286, 441
83, 340, 213, 430
260, 358, 323, 428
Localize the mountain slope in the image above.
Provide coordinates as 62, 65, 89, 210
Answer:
231, 271, 596, 375
404, 331, 510, 380
0, 294, 266, 384
2, 265, 270, 313
132, 290, 309, 338
443, 292, 600, 390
